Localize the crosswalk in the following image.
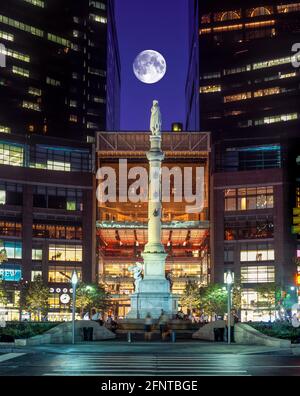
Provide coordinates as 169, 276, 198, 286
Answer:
43, 354, 251, 376
0, 353, 26, 363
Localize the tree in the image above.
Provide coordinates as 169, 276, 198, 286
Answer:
180, 281, 201, 312
76, 283, 110, 318
0, 279, 8, 307
23, 275, 50, 321
254, 283, 278, 321
199, 284, 227, 317
231, 278, 242, 317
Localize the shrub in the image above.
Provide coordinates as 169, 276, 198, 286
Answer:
0, 322, 60, 341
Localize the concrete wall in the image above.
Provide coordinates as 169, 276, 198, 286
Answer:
14, 321, 115, 346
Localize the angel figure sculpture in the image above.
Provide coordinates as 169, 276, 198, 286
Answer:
128, 262, 144, 293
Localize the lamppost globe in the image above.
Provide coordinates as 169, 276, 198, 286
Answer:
71, 270, 78, 345
290, 286, 295, 291
226, 270, 234, 345
71, 270, 78, 286
226, 271, 233, 286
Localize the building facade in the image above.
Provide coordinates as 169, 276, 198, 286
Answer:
0, 132, 95, 321
0, 0, 120, 141
96, 132, 210, 317
211, 136, 299, 321
187, 0, 300, 137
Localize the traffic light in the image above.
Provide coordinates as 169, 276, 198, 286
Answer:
296, 273, 300, 286
292, 208, 300, 234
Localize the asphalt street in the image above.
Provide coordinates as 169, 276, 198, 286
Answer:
1, 350, 300, 376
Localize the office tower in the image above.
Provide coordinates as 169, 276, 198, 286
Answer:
0, 133, 95, 321
0, 0, 120, 141
187, 0, 300, 138
186, 1, 300, 319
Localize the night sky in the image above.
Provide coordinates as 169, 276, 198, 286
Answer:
115, 0, 189, 131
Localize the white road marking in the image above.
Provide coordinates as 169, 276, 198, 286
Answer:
0, 353, 26, 363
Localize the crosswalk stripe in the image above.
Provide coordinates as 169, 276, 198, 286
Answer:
0, 353, 26, 363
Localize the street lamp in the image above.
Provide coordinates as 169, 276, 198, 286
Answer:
71, 270, 78, 345
226, 270, 234, 345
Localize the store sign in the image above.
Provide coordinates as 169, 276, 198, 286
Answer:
0, 265, 22, 282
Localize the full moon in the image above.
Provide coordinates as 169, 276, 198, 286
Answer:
133, 50, 167, 84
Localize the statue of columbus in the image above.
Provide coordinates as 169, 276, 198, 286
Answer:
150, 100, 162, 137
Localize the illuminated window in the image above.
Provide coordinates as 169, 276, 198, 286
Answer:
241, 266, 275, 283
225, 218, 274, 241
0, 191, 5, 205
0, 125, 11, 133
46, 77, 61, 86
66, 201, 76, 211
253, 56, 294, 70
12, 66, 29, 78
0, 15, 43, 37
0, 143, 24, 166
89, 14, 107, 24
277, 3, 300, 13
23, 0, 45, 8
224, 92, 252, 103
3, 241, 22, 259
250, 7, 272, 17
225, 187, 274, 212
0, 46, 30, 63
69, 115, 78, 123
220, 11, 241, 21
200, 85, 221, 93
48, 244, 82, 262
253, 87, 280, 97
22, 101, 41, 112
240, 243, 275, 262
32, 249, 43, 260
28, 87, 42, 96
47, 33, 70, 48
31, 271, 42, 281
201, 72, 221, 80
89, 1, 106, 10
224, 65, 251, 75
88, 67, 106, 76
255, 113, 298, 125
47, 160, 71, 172
0, 221, 22, 237
0, 30, 14, 41
48, 266, 82, 283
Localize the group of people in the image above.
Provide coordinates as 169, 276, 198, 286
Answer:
144, 310, 172, 341
82, 310, 118, 332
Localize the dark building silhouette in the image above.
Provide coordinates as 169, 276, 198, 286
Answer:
0, 0, 120, 141
186, 0, 300, 139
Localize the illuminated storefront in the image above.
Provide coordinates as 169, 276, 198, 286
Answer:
96, 132, 210, 316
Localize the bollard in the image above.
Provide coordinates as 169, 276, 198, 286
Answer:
127, 332, 132, 343
171, 330, 176, 343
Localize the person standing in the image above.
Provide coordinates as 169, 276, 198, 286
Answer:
144, 313, 153, 341
158, 310, 170, 341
